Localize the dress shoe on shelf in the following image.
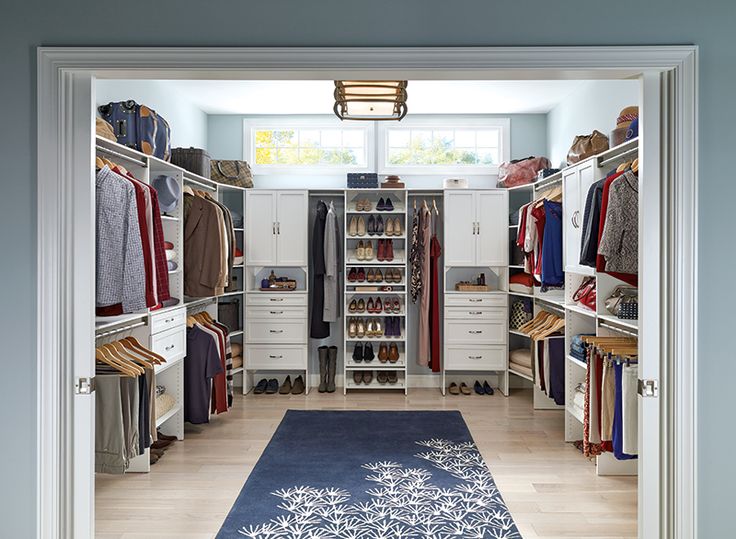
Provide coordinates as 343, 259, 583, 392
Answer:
483, 381, 495, 395
366, 297, 375, 313
291, 375, 305, 395
377, 239, 385, 261
366, 268, 375, 282
363, 371, 373, 384
349, 299, 358, 313
348, 321, 357, 338
385, 218, 394, 236
378, 343, 388, 363
376, 215, 385, 235
352, 342, 364, 363
385, 240, 394, 261
387, 371, 398, 384
377, 372, 389, 384
362, 198, 372, 211
393, 217, 402, 236
254, 378, 268, 394
348, 216, 358, 237
364, 241, 374, 261
377, 197, 386, 211
375, 297, 383, 313
363, 342, 375, 362
357, 298, 365, 312
348, 267, 357, 282
388, 343, 400, 363
367, 215, 376, 236
385, 198, 394, 211
459, 383, 472, 396
448, 383, 460, 395
357, 267, 366, 282
265, 379, 279, 394
279, 376, 293, 395
353, 371, 363, 384
392, 298, 401, 313
357, 216, 367, 236
356, 240, 366, 261
375, 268, 383, 282
357, 320, 366, 338
374, 319, 383, 337
474, 380, 484, 395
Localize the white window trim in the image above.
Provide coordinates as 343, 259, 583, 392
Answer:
243, 116, 374, 175
376, 116, 511, 175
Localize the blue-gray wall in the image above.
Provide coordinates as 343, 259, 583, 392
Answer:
1, 1, 732, 536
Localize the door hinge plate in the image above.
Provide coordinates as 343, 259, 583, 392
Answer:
75, 377, 96, 395
638, 378, 658, 398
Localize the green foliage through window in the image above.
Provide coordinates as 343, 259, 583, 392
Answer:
386, 127, 500, 167
253, 128, 366, 167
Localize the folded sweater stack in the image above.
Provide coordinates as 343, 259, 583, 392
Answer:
509, 348, 533, 378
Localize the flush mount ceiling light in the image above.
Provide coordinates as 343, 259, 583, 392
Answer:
334, 80, 408, 121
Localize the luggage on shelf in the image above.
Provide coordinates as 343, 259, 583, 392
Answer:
98, 100, 171, 161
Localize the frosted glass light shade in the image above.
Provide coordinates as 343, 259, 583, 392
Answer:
334, 81, 408, 121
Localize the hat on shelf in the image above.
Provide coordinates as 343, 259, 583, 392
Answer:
611, 106, 639, 147
152, 175, 181, 213
95, 118, 116, 142
167, 260, 178, 272
626, 118, 639, 141
166, 249, 177, 261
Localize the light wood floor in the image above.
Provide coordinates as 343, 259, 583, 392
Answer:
96, 388, 637, 539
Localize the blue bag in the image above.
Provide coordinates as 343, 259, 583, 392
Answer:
98, 100, 171, 161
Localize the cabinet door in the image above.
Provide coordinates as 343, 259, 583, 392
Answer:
444, 191, 477, 266
562, 168, 581, 273
276, 191, 308, 266
246, 191, 277, 266
476, 190, 508, 266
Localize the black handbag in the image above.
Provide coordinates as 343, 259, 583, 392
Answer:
171, 147, 211, 178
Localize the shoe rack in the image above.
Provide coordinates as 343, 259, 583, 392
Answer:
343, 189, 408, 394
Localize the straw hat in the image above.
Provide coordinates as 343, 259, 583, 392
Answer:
611, 106, 639, 146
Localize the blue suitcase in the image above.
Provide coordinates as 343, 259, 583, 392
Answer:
98, 100, 171, 161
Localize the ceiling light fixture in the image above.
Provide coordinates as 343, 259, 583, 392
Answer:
333, 80, 408, 121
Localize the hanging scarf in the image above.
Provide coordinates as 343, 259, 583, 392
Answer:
409, 207, 423, 303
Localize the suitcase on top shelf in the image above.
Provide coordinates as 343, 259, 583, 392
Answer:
171, 147, 211, 178
98, 100, 171, 161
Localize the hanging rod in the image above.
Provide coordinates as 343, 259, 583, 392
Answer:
533, 174, 563, 191
598, 320, 638, 337
95, 320, 147, 340
184, 175, 217, 191
185, 296, 218, 310
536, 300, 565, 316
96, 145, 148, 167
598, 146, 638, 168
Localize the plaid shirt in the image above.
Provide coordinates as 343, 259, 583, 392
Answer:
147, 186, 171, 302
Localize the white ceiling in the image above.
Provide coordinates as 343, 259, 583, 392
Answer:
153, 80, 587, 115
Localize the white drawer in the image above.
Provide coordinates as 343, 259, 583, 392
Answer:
246, 305, 308, 320
445, 318, 506, 345
445, 307, 506, 320
151, 326, 186, 362
247, 293, 308, 306
246, 319, 307, 343
150, 307, 186, 335
444, 346, 507, 371
444, 294, 506, 308
246, 345, 306, 370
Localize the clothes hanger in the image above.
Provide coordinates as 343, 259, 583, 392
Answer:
95, 156, 106, 170
631, 158, 639, 174
121, 336, 165, 365
432, 198, 439, 215
100, 343, 145, 375
616, 160, 632, 174
110, 340, 154, 368
183, 185, 195, 196
95, 347, 138, 377
186, 315, 197, 328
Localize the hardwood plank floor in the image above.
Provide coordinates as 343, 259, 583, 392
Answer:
95, 388, 637, 538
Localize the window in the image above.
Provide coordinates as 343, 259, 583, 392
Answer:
378, 117, 510, 175
244, 118, 373, 174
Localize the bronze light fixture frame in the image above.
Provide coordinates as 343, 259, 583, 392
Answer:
334, 80, 408, 121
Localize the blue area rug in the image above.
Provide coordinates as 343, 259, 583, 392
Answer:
217, 410, 521, 538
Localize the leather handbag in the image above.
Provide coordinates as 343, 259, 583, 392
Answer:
98, 100, 171, 161
210, 160, 253, 188
572, 277, 597, 311
497, 156, 551, 188
566, 130, 609, 164
605, 286, 638, 317
171, 147, 211, 178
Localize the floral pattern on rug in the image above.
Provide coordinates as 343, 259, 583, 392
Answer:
236, 439, 521, 539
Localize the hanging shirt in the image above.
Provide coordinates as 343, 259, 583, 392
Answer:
197, 322, 228, 414
323, 203, 341, 322
184, 325, 224, 424
540, 200, 564, 288
596, 175, 638, 286
212, 320, 234, 408
599, 171, 639, 274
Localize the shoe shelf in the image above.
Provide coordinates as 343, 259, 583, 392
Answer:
346, 251, 406, 265
345, 372, 406, 389
347, 310, 405, 317
345, 332, 405, 342
347, 288, 406, 294
347, 233, 407, 240
345, 361, 406, 369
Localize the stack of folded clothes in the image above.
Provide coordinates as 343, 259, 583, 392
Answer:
509, 348, 533, 378
570, 334, 593, 363
155, 386, 176, 421
231, 342, 243, 369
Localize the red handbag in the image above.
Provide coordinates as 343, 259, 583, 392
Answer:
572, 277, 596, 311
497, 156, 551, 188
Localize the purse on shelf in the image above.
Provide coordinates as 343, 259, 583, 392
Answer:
210, 160, 254, 188
605, 286, 638, 319
509, 298, 533, 330
572, 277, 597, 311
497, 156, 551, 188
566, 130, 609, 164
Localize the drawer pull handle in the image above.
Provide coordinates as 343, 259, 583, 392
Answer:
165, 317, 175, 323
270, 298, 284, 302
269, 329, 284, 334
165, 344, 175, 351
269, 354, 283, 359
468, 355, 483, 360
269, 311, 284, 315
469, 330, 483, 334
469, 311, 483, 315
469, 299, 482, 303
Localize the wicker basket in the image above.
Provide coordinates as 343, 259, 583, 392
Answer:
455, 283, 490, 292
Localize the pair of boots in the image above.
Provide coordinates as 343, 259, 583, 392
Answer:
318, 346, 338, 393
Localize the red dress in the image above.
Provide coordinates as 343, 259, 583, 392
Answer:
429, 234, 442, 372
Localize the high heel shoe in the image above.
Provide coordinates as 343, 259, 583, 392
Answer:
366, 268, 375, 282
375, 297, 383, 313
374, 268, 383, 282
392, 217, 402, 236
348, 216, 358, 237
367, 215, 376, 236
356, 240, 365, 261
348, 267, 357, 282
376, 215, 384, 235
357, 267, 366, 282
364, 241, 374, 261
374, 319, 383, 337
348, 320, 357, 338
366, 297, 375, 313
349, 299, 358, 313
385, 217, 394, 236
377, 197, 386, 211
357, 298, 365, 313
357, 216, 367, 237
357, 319, 366, 338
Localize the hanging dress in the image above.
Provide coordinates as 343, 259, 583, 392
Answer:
429, 214, 442, 373
417, 206, 432, 366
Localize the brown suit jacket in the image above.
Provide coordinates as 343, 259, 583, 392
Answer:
183, 193, 224, 297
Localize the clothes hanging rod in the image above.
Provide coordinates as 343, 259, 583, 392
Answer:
96, 145, 148, 168
534, 175, 563, 191
95, 320, 147, 340
535, 300, 565, 316
184, 176, 218, 191
185, 296, 218, 310
598, 146, 639, 168
598, 320, 638, 337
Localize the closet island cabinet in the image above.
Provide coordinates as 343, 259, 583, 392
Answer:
444, 190, 508, 267
245, 190, 308, 266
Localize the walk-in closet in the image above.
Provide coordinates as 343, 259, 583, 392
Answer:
89, 76, 646, 538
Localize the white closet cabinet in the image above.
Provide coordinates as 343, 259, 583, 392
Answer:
245, 190, 308, 266
444, 190, 507, 267
562, 158, 597, 275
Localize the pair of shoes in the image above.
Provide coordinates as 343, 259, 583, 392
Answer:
376, 197, 395, 211
383, 268, 402, 283
367, 215, 383, 236
356, 240, 374, 261
383, 217, 402, 236
377, 371, 399, 384
355, 198, 372, 211
156, 431, 178, 442
382, 297, 401, 314
352, 342, 375, 363
473, 380, 495, 395
377, 342, 400, 363
383, 316, 401, 337
376, 239, 394, 262
366, 297, 382, 313
348, 216, 368, 237
366, 268, 383, 282
151, 438, 174, 451
278, 375, 306, 395
448, 382, 472, 395
349, 318, 383, 338
317, 346, 337, 393
348, 298, 366, 313
348, 267, 368, 282
254, 378, 279, 394
353, 371, 373, 385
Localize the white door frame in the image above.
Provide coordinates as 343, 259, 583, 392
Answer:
36, 46, 698, 539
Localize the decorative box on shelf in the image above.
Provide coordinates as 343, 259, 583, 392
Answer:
347, 173, 378, 189
455, 283, 490, 292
